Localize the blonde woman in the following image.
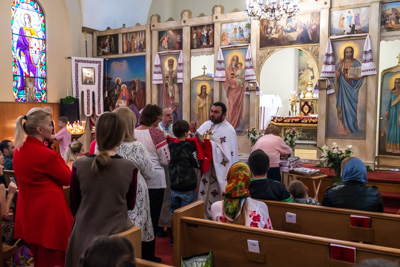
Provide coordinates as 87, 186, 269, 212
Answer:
63, 140, 85, 169
13, 107, 72, 266
114, 107, 155, 258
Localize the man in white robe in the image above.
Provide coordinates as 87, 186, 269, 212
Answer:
190, 102, 238, 218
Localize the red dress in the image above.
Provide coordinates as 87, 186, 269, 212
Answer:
13, 137, 73, 252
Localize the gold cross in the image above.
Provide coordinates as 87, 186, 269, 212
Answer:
397, 54, 400, 64
202, 65, 207, 75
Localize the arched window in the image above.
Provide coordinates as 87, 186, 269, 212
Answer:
11, 0, 46, 102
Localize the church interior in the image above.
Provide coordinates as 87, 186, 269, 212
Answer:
1, 0, 400, 266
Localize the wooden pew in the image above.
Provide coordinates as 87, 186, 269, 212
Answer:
135, 258, 173, 267
174, 201, 400, 267
262, 200, 400, 249
0, 204, 19, 267
111, 226, 142, 259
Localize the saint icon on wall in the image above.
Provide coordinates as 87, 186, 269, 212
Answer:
159, 54, 182, 121
327, 39, 366, 139
191, 73, 214, 126
221, 48, 250, 132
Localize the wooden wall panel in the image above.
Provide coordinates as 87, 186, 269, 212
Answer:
0, 102, 60, 142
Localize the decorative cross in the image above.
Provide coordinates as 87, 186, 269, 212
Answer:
220, 159, 228, 166
202, 65, 207, 75
220, 136, 226, 143
200, 190, 205, 196
397, 54, 400, 64
202, 178, 208, 185
211, 190, 219, 197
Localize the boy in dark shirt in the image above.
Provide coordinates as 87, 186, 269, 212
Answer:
248, 149, 291, 202
168, 120, 199, 245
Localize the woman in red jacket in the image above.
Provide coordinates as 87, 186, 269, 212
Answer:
13, 107, 73, 267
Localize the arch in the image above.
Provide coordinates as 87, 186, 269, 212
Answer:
257, 45, 319, 78
11, 0, 46, 102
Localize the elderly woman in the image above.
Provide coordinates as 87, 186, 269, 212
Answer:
252, 125, 292, 182
13, 107, 73, 266
134, 104, 170, 262
211, 162, 273, 229
322, 157, 384, 212
114, 107, 155, 258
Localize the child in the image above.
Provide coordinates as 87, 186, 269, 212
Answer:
81, 236, 136, 267
168, 120, 199, 245
234, 62, 245, 87
52, 116, 71, 157
288, 180, 320, 205
64, 140, 85, 170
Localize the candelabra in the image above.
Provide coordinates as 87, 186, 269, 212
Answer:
66, 120, 86, 140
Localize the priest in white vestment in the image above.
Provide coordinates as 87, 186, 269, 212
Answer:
191, 102, 238, 218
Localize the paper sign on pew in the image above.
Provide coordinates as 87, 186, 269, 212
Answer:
247, 239, 260, 253
285, 212, 297, 223
350, 215, 371, 228
330, 244, 356, 264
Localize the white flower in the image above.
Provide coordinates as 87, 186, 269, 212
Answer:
333, 148, 338, 154
347, 145, 353, 150
332, 142, 337, 147
321, 145, 328, 151
321, 152, 328, 158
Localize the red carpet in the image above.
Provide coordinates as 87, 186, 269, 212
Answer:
155, 229, 174, 266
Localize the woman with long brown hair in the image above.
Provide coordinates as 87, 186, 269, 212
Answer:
66, 112, 138, 267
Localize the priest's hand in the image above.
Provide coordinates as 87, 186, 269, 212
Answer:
189, 121, 197, 133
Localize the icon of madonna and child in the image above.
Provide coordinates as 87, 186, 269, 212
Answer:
221, 49, 250, 132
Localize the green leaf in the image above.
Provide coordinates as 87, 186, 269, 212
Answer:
61, 96, 76, 104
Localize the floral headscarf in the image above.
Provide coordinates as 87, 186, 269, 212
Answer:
342, 158, 367, 185
223, 162, 252, 221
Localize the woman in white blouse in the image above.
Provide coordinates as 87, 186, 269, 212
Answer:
134, 104, 170, 263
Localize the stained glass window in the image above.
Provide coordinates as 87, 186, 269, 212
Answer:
11, 0, 46, 102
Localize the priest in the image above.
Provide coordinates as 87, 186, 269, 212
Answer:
190, 102, 238, 218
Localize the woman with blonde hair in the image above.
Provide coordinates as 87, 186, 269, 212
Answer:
114, 107, 155, 259
66, 112, 138, 267
13, 107, 73, 267
63, 140, 85, 169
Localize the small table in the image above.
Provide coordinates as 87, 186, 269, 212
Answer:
287, 172, 327, 202
280, 157, 304, 187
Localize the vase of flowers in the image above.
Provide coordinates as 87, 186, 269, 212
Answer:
319, 143, 354, 184
284, 128, 300, 156
245, 128, 264, 147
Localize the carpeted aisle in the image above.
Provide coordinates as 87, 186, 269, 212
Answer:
155, 229, 174, 265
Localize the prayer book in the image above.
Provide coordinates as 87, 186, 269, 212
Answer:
350, 215, 371, 228
330, 244, 356, 264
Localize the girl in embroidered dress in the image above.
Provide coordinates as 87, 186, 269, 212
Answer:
211, 162, 273, 229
